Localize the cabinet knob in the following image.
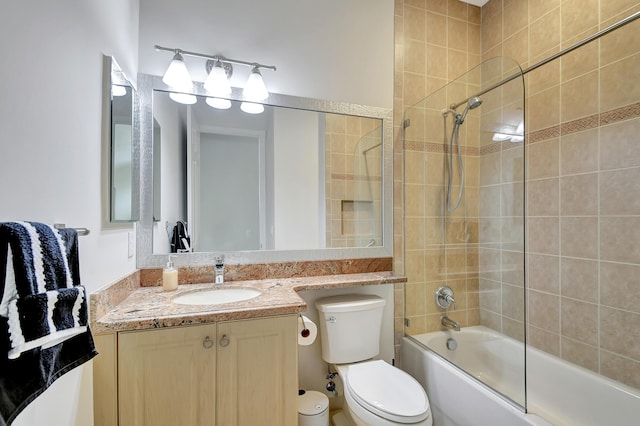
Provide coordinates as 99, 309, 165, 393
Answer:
219, 334, 230, 347
202, 336, 214, 349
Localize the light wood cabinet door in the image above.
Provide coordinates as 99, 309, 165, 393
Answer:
216, 315, 298, 426
93, 333, 118, 426
118, 324, 217, 426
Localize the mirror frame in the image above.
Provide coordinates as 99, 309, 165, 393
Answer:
136, 73, 393, 267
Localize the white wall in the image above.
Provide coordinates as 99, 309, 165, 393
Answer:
138, 0, 394, 108
0, 1, 139, 425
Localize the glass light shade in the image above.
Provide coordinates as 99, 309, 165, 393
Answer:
112, 84, 127, 97
204, 63, 232, 97
169, 92, 197, 105
242, 67, 269, 101
240, 102, 264, 114
206, 97, 232, 109
162, 53, 193, 91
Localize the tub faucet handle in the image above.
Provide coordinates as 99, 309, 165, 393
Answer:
447, 294, 457, 310
435, 286, 457, 310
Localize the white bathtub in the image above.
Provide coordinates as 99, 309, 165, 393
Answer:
401, 326, 640, 426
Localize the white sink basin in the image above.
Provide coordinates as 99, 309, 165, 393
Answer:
173, 288, 261, 305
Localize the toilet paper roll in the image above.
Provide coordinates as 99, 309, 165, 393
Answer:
297, 315, 317, 346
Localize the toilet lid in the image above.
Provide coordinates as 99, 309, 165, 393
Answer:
346, 360, 429, 422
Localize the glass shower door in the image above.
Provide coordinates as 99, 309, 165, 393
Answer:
403, 56, 526, 408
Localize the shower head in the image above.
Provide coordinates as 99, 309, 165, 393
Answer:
467, 96, 483, 110
456, 96, 483, 125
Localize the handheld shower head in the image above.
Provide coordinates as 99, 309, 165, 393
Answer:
468, 96, 483, 110
445, 96, 482, 212
456, 96, 483, 124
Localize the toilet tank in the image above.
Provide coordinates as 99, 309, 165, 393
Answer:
315, 294, 386, 364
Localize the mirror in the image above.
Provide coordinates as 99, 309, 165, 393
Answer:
152, 117, 162, 221
151, 90, 384, 254
108, 57, 139, 222
137, 74, 393, 267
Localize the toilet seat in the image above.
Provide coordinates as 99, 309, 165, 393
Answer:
344, 360, 430, 423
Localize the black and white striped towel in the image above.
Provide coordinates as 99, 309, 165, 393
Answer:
0, 221, 89, 359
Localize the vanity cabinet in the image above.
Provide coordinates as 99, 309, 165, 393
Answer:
118, 324, 216, 425
97, 315, 298, 426
215, 317, 298, 425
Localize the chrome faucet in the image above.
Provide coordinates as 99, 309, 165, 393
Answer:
440, 315, 460, 332
214, 256, 225, 284
436, 286, 460, 331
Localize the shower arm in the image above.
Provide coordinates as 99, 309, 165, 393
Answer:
442, 96, 482, 125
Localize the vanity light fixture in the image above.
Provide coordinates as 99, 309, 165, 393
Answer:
161, 51, 193, 91
155, 44, 276, 112
169, 92, 197, 105
204, 59, 232, 97
240, 68, 267, 114
243, 66, 269, 102
160, 50, 196, 105
240, 102, 265, 114
206, 97, 232, 109
204, 59, 232, 110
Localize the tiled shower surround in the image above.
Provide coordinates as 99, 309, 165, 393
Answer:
325, 114, 383, 248
526, 101, 640, 389
394, 0, 640, 390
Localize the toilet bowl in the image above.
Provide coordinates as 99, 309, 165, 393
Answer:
314, 294, 432, 426
336, 362, 432, 425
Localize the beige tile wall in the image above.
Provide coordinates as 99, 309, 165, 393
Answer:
479, 0, 640, 389
395, 0, 640, 389
394, 0, 483, 351
476, 64, 526, 342
325, 114, 382, 248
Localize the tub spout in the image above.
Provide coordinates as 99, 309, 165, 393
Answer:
441, 315, 460, 331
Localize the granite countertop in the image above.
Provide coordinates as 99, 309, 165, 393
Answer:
92, 271, 405, 334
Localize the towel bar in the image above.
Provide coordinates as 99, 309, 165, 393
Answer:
53, 223, 90, 236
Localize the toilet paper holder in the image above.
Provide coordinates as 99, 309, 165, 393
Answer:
299, 314, 310, 337
297, 314, 318, 345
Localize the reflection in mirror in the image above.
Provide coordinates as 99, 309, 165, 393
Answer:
137, 73, 393, 267
152, 118, 161, 221
196, 128, 266, 252
351, 126, 383, 247
150, 89, 383, 254
109, 58, 138, 222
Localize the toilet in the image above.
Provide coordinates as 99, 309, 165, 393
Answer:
315, 294, 432, 426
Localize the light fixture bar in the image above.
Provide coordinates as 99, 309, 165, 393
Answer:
154, 44, 276, 71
